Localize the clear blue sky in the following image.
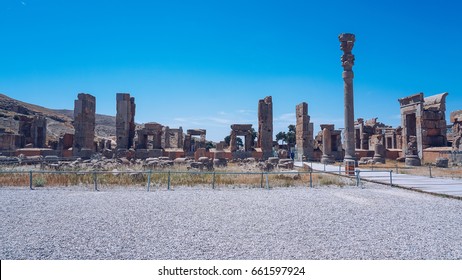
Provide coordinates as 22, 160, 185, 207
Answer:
1, 0, 461, 141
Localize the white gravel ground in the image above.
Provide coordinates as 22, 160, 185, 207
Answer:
1, 184, 461, 260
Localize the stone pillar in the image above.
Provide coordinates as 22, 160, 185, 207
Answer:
163, 126, 171, 148
178, 127, 184, 148
321, 128, 334, 164
295, 102, 313, 161
258, 96, 273, 159
244, 131, 252, 151
116, 93, 136, 150
73, 93, 96, 157
183, 134, 191, 152
32, 116, 47, 148
230, 131, 237, 152
339, 33, 356, 162
373, 143, 386, 164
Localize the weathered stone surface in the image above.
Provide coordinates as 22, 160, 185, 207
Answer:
257, 96, 273, 160
136, 122, 163, 149
405, 155, 421, 166
373, 143, 386, 164
339, 33, 356, 162
213, 158, 227, 167
229, 124, 253, 153
321, 127, 334, 164
295, 102, 313, 161
174, 157, 188, 164
399, 92, 448, 160
184, 129, 206, 152
116, 93, 136, 150
435, 157, 449, 168
73, 93, 96, 157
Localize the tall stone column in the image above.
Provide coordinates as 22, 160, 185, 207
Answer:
339, 33, 356, 162
258, 96, 273, 159
73, 93, 96, 157
116, 93, 136, 150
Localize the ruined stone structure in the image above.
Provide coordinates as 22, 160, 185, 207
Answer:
0, 115, 47, 151
257, 96, 273, 159
136, 122, 163, 149
316, 124, 343, 163
162, 126, 184, 149
18, 115, 47, 148
184, 129, 206, 152
399, 92, 448, 159
372, 135, 386, 163
295, 102, 313, 161
0, 129, 20, 151
339, 33, 356, 161
450, 110, 462, 151
384, 127, 403, 150
73, 93, 96, 157
116, 93, 136, 150
320, 127, 334, 164
229, 124, 253, 152
354, 118, 391, 150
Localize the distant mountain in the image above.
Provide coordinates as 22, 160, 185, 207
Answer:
0, 93, 116, 142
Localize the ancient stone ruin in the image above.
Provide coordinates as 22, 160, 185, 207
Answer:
451, 110, 462, 152
257, 96, 273, 159
399, 92, 448, 164
229, 124, 253, 154
295, 102, 313, 161
184, 129, 206, 154
73, 93, 96, 158
339, 33, 356, 162
0, 115, 47, 151
116, 93, 136, 150
162, 126, 184, 149
317, 124, 342, 164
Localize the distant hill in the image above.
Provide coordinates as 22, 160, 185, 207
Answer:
0, 93, 116, 142
52, 109, 117, 138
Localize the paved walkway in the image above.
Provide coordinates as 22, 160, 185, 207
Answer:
295, 161, 462, 199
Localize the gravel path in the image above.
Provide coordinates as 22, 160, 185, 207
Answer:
1, 184, 461, 259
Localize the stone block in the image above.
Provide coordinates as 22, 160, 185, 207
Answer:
135, 149, 149, 159
148, 149, 163, 158
405, 155, 421, 166
435, 157, 449, 168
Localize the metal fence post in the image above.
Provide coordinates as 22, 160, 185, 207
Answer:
260, 172, 264, 188
29, 170, 33, 190
309, 170, 313, 188
429, 165, 432, 178
167, 171, 171, 190
355, 170, 360, 187
338, 164, 341, 175
93, 172, 98, 191
324, 164, 326, 171
212, 172, 216, 189
147, 170, 152, 192
389, 170, 393, 187
265, 172, 269, 189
